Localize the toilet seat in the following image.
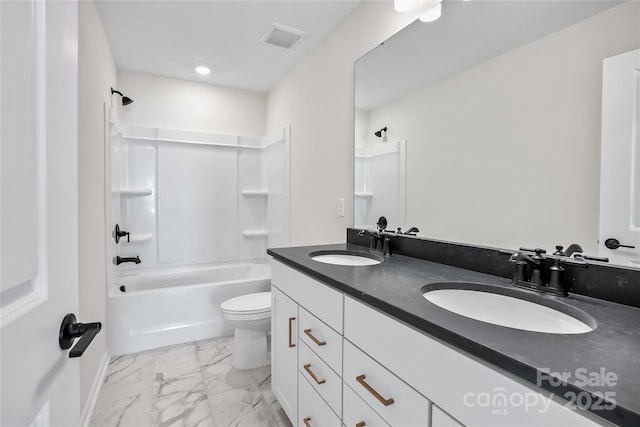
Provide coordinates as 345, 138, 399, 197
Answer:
221, 292, 271, 320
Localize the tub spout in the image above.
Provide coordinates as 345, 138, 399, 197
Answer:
115, 255, 141, 265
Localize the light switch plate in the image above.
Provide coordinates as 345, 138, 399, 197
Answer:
337, 198, 345, 217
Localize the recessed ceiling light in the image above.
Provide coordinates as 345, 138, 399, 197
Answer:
195, 66, 211, 75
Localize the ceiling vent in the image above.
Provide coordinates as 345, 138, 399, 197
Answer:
260, 23, 305, 50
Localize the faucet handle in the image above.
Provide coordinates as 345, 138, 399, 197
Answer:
532, 248, 546, 260
518, 247, 546, 254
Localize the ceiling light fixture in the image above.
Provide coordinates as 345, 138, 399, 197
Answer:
195, 65, 211, 75
394, 0, 416, 12
419, 1, 443, 22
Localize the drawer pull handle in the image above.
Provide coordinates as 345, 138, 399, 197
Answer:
303, 417, 312, 427
288, 317, 296, 348
304, 329, 327, 346
303, 363, 326, 384
356, 422, 366, 427
356, 374, 394, 406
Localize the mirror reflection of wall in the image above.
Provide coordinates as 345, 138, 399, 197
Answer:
355, 1, 639, 258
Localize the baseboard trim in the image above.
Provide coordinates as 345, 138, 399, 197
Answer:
80, 351, 111, 427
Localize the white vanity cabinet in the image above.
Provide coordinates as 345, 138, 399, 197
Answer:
271, 261, 344, 427
271, 259, 602, 427
344, 296, 602, 427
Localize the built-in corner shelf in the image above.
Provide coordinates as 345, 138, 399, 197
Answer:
112, 187, 153, 197
126, 234, 153, 243
241, 190, 269, 198
242, 230, 268, 239
355, 192, 373, 198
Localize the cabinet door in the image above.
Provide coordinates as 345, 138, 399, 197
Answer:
272, 286, 299, 424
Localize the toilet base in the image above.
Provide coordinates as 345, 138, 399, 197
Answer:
231, 327, 270, 370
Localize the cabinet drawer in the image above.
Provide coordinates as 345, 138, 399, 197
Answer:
299, 341, 342, 417
299, 307, 343, 373
343, 383, 390, 427
343, 340, 429, 427
299, 371, 341, 427
271, 260, 343, 333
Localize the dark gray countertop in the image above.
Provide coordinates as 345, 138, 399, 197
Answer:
267, 243, 640, 427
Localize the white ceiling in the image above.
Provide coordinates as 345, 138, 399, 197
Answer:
356, 0, 622, 111
95, 0, 361, 93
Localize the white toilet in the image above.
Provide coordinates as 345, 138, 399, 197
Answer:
220, 291, 271, 370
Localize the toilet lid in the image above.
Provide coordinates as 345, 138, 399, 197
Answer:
221, 291, 271, 314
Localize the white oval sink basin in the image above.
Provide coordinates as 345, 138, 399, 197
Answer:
423, 289, 594, 334
310, 251, 382, 266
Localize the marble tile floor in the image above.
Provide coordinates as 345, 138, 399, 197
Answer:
90, 336, 293, 427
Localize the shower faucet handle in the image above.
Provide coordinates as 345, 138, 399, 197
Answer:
114, 224, 130, 244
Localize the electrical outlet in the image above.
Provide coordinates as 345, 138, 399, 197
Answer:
337, 198, 345, 217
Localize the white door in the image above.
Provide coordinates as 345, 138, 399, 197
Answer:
599, 48, 640, 266
1, 1, 80, 426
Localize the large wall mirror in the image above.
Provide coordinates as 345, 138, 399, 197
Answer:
354, 0, 639, 266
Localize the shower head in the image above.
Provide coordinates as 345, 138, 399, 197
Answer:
374, 127, 387, 138
111, 87, 134, 106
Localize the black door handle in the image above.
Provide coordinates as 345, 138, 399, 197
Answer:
59, 313, 102, 358
604, 238, 636, 250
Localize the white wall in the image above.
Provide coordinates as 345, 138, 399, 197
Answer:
266, 1, 437, 245
117, 71, 267, 137
78, 0, 117, 414
365, 2, 640, 253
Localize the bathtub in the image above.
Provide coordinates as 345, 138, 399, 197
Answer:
107, 262, 271, 355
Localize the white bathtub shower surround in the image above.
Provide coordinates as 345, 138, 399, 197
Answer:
105, 108, 290, 355
354, 140, 406, 229
107, 113, 290, 272
108, 263, 271, 355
